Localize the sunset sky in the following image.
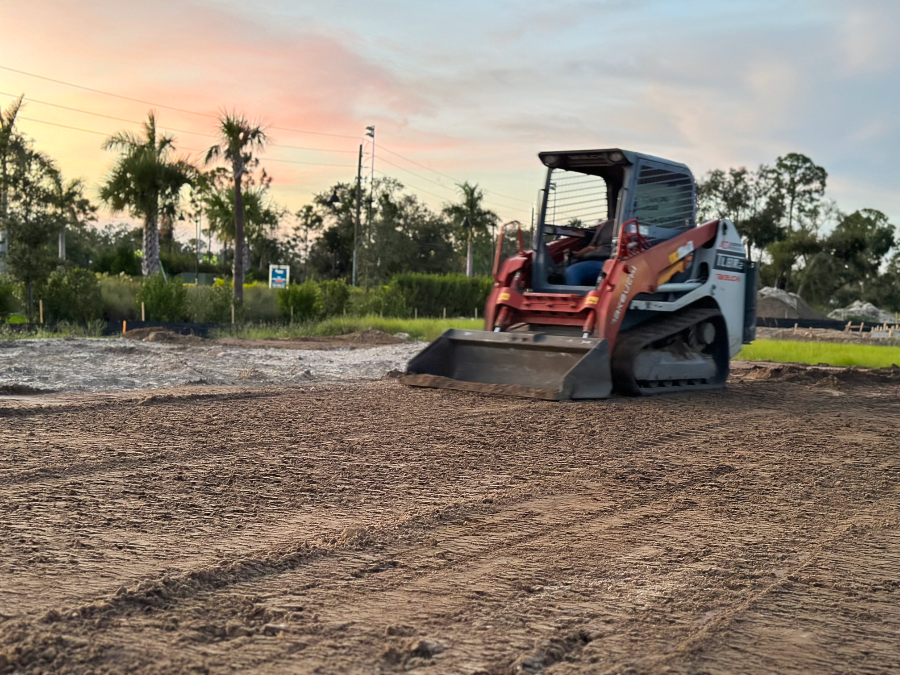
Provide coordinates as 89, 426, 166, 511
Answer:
1, 0, 899, 239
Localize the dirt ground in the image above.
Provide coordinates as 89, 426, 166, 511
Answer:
1, 369, 899, 673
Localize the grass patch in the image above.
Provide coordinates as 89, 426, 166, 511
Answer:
735, 339, 900, 369
212, 315, 484, 343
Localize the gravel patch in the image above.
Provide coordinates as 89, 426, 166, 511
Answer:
0, 338, 423, 393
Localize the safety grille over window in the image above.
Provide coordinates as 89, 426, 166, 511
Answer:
632, 166, 695, 235
544, 169, 610, 228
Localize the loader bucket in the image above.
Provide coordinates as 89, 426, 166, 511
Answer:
401, 329, 612, 400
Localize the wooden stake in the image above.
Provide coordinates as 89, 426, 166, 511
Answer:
141, 301, 145, 322
39, 299, 43, 324
414, 307, 418, 320
123, 320, 126, 335
231, 304, 235, 324
443, 307, 447, 319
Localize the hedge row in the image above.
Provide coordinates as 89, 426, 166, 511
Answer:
1, 269, 496, 324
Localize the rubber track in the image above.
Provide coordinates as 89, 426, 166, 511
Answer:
611, 306, 726, 396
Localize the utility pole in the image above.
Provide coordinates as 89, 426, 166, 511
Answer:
353, 143, 362, 286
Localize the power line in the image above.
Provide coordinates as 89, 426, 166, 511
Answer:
374, 169, 530, 218
263, 157, 355, 168
376, 155, 457, 195
0, 90, 357, 154
0, 64, 218, 119
0, 64, 359, 139
379, 143, 533, 205
373, 170, 450, 203
2, 66, 532, 209
377, 154, 530, 216
17, 115, 109, 137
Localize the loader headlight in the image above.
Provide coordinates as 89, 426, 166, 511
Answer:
609, 151, 624, 162
542, 154, 563, 168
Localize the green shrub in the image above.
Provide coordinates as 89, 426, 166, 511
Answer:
350, 284, 409, 317
278, 281, 321, 321
98, 274, 141, 320
244, 284, 282, 322
137, 274, 188, 322
389, 273, 493, 317
42, 268, 103, 323
0, 277, 20, 318
187, 283, 234, 323
319, 279, 350, 317
93, 242, 141, 276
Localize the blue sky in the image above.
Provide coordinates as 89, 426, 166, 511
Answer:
2, 0, 898, 230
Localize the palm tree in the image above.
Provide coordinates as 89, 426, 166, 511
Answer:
443, 182, 498, 277
52, 177, 96, 266
205, 112, 268, 303
100, 112, 193, 276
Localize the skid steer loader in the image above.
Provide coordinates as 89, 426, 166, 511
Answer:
402, 148, 758, 400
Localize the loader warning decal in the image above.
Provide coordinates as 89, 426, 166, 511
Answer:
714, 251, 747, 273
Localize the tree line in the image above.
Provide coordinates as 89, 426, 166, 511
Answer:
697, 153, 898, 311
3, 90, 897, 322
0, 95, 507, 320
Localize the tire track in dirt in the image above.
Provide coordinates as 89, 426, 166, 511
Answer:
0, 396, 756, 628
1, 379, 898, 673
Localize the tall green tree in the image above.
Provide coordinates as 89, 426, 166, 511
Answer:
442, 182, 498, 277
205, 112, 268, 303
307, 182, 358, 280
697, 165, 784, 262
364, 177, 456, 283
200, 167, 281, 277
772, 153, 827, 232
100, 112, 194, 276
5, 146, 63, 318
53, 177, 96, 268
827, 209, 895, 296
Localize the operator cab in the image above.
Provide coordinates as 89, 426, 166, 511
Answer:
532, 149, 697, 293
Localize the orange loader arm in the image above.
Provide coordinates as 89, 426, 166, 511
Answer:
591, 220, 720, 346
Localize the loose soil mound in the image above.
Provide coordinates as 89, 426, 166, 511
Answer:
829, 299, 897, 324
123, 328, 205, 344
734, 361, 900, 385
0, 384, 54, 396
756, 287, 828, 320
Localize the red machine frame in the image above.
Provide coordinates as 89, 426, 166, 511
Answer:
486, 219, 721, 347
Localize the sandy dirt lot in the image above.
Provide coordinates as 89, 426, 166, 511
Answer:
0, 335, 420, 394
0, 360, 898, 674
